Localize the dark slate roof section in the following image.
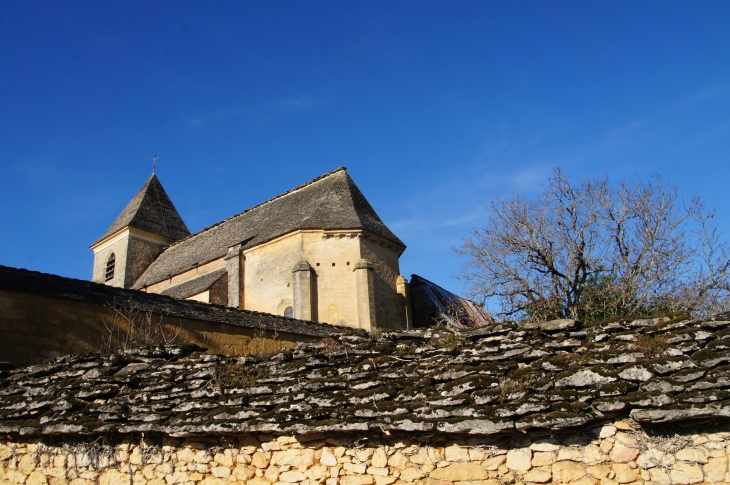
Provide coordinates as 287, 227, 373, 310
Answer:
133, 168, 404, 289
160, 268, 228, 299
93, 174, 191, 246
0, 265, 343, 338
410, 274, 494, 329
4, 312, 730, 437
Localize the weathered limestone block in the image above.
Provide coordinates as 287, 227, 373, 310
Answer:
214, 451, 234, 468
373, 478, 396, 485
246, 478, 271, 485
366, 468, 389, 477
320, 449, 338, 467
387, 452, 409, 470
155, 463, 174, 477
557, 448, 583, 462
611, 463, 638, 484
5, 470, 28, 485
552, 461, 586, 482
429, 463, 489, 481
343, 463, 366, 474
583, 445, 608, 465
279, 470, 306, 482
264, 465, 280, 482
251, 452, 271, 469
355, 450, 374, 463
272, 449, 316, 470
210, 467, 231, 478
600, 426, 617, 438
506, 448, 532, 472
703, 456, 728, 482
571, 476, 598, 485
608, 434, 639, 463
305, 465, 327, 480
198, 478, 230, 485
69, 479, 93, 485
585, 464, 612, 479
637, 449, 670, 468
531, 452, 555, 467
165, 471, 190, 485
530, 442, 559, 452
482, 455, 506, 470
233, 464, 256, 481
400, 467, 426, 482
26, 472, 47, 485
0, 447, 13, 462
340, 476, 375, 485
40, 467, 65, 479
467, 449, 486, 462
522, 466, 551, 483
194, 451, 213, 464
17, 455, 36, 475
99, 470, 131, 485
675, 447, 708, 464
445, 446, 469, 462
670, 462, 704, 484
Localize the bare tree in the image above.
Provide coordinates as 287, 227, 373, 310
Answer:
102, 297, 182, 353
456, 168, 730, 322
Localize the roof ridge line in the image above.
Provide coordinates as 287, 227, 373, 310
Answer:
341, 171, 365, 228
162, 167, 348, 251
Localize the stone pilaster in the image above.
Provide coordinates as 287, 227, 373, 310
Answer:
354, 259, 376, 330
225, 244, 243, 309
396, 275, 413, 330
292, 261, 314, 321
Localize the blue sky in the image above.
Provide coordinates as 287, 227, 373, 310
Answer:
2, 1, 730, 303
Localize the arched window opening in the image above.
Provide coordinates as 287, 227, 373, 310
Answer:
105, 253, 116, 282
284, 306, 294, 318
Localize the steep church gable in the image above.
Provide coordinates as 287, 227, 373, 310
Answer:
132, 167, 403, 289
301, 170, 402, 246
94, 174, 191, 245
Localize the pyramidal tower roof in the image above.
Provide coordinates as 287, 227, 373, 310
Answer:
133, 167, 404, 289
93, 174, 191, 246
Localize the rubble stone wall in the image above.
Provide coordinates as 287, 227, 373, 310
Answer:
2, 422, 730, 485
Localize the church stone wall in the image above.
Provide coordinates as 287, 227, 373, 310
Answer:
0, 289, 316, 367
360, 238, 405, 330
124, 237, 167, 289
91, 238, 128, 288
136, 230, 406, 331
242, 231, 364, 329
304, 233, 362, 328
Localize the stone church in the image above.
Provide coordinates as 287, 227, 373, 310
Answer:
90, 167, 412, 331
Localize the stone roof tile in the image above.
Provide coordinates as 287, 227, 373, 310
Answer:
160, 268, 227, 299
4, 310, 730, 437
93, 174, 191, 245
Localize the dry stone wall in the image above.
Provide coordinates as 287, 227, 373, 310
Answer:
4, 310, 730, 485
3, 423, 730, 485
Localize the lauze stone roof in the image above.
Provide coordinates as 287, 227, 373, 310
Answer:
133, 168, 404, 289
94, 174, 191, 245
2, 313, 730, 437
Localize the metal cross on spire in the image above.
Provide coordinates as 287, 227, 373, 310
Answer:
152, 154, 159, 174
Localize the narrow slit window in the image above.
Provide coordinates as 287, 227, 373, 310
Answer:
105, 253, 116, 281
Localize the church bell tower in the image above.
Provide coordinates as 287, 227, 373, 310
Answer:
90, 174, 190, 288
